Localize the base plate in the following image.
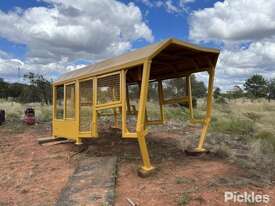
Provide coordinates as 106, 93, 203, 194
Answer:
185, 149, 210, 156
137, 166, 156, 178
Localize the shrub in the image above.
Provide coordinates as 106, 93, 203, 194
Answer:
36, 106, 52, 122
243, 112, 261, 121
210, 116, 255, 135
215, 96, 228, 104
253, 131, 275, 152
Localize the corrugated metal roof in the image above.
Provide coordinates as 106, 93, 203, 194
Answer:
54, 38, 219, 84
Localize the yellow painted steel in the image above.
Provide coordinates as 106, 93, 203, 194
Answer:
121, 69, 127, 135
75, 80, 82, 144
163, 96, 189, 105
52, 38, 219, 174
195, 67, 215, 152
187, 75, 194, 121
136, 60, 154, 171
158, 80, 165, 123
52, 85, 56, 137
92, 78, 98, 137
52, 65, 216, 167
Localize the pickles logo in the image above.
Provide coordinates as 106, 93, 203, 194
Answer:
224, 192, 270, 204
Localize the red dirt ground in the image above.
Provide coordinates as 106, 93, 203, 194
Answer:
0, 123, 274, 206
0, 124, 77, 206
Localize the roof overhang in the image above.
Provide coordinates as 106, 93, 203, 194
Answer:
54, 38, 220, 85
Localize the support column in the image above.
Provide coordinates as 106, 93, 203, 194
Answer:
187, 75, 194, 121
112, 87, 119, 128
157, 80, 165, 123
75, 80, 82, 144
92, 78, 98, 137
195, 67, 215, 152
136, 60, 154, 176
52, 85, 56, 137
121, 69, 127, 135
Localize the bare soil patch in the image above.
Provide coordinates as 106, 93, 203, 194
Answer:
0, 123, 77, 206
0, 123, 275, 206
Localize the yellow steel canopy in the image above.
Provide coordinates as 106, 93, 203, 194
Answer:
54, 38, 219, 85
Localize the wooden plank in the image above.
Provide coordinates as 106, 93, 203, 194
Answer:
37, 137, 66, 144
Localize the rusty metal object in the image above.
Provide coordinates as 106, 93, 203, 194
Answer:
23, 108, 35, 125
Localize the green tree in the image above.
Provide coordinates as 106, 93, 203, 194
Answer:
191, 75, 207, 98
244, 74, 268, 98
268, 78, 275, 101
24, 72, 52, 104
214, 87, 221, 99
0, 78, 9, 99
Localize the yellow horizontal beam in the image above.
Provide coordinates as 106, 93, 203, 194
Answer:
53, 58, 147, 86
190, 118, 205, 124
146, 120, 163, 125
163, 96, 189, 105
122, 132, 138, 138
96, 102, 122, 110
78, 133, 97, 138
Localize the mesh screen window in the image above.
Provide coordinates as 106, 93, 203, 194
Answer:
162, 77, 186, 100
55, 85, 64, 119
147, 81, 161, 121
65, 84, 75, 118
97, 74, 120, 104
79, 80, 93, 132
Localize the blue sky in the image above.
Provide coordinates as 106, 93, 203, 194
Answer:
0, 0, 275, 90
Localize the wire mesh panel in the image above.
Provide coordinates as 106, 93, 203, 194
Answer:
55, 85, 64, 119
147, 81, 161, 121
97, 73, 120, 105
65, 84, 75, 118
79, 80, 93, 132
162, 77, 186, 100
126, 83, 139, 132
127, 83, 139, 111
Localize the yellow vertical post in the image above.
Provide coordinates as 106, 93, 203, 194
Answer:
92, 78, 98, 137
195, 67, 215, 152
157, 80, 165, 123
113, 107, 118, 128
126, 84, 131, 114
75, 80, 82, 144
136, 60, 154, 174
52, 85, 56, 137
121, 69, 127, 136
112, 87, 119, 128
63, 85, 66, 119
187, 75, 194, 121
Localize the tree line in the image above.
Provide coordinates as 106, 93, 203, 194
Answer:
0, 73, 52, 104
214, 74, 275, 101
1, 72, 274, 105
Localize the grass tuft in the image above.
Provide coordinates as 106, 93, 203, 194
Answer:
178, 193, 190, 206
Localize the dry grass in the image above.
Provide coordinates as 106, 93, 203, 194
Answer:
0, 99, 51, 122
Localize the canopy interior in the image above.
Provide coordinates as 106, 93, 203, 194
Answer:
54, 38, 219, 85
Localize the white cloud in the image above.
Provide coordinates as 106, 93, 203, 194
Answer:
216, 40, 275, 89
189, 0, 275, 90
135, 0, 194, 13
0, 0, 153, 81
0, 51, 89, 82
165, 0, 181, 13
0, 50, 9, 59
189, 0, 275, 42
